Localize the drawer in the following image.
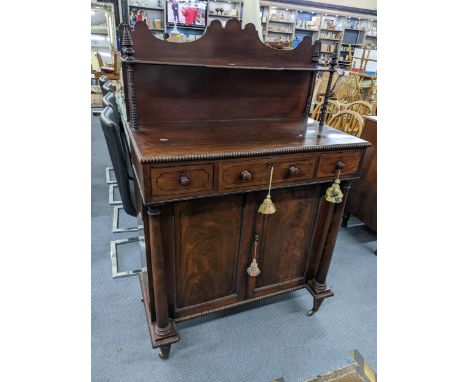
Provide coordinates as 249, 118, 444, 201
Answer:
219, 156, 316, 191
316, 151, 362, 178
151, 164, 213, 197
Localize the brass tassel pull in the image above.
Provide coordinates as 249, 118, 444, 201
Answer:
258, 165, 276, 214
247, 235, 261, 277
325, 162, 344, 204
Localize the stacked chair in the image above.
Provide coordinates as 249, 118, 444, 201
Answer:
310, 100, 340, 124
98, 75, 109, 94
98, 76, 117, 187
99, 75, 115, 96
343, 100, 375, 116
99, 79, 144, 278
328, 110, 364, 138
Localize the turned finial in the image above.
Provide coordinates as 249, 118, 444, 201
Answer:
121, 24, 134, 60
318, 51, 338, 128
311, 41, 321, 67
329, 50, 338, 72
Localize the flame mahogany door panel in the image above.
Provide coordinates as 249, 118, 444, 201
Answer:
250, 186, 321, 298
172, 194, 252, 319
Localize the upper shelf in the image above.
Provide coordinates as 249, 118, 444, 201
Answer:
120, 19, 321, 70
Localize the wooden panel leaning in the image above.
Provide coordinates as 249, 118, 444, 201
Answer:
118, 19, 371, 358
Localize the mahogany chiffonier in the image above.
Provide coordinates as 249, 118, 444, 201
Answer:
118, 20, 370, 359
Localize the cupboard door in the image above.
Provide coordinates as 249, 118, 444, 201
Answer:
250, 186, 321, 297
173, 194, 248, 318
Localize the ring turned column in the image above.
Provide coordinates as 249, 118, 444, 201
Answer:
147, 205, 177, 358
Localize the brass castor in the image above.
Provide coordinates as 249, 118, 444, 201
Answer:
159, 344, 171, 359
341, 212, 351, 228
307, 297, 324, 316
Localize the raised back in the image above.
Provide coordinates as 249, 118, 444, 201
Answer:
103, 92, 120, 123
100, 107, 136, 217
103, 92, 134, 180
102, 80, 115, 96
120, 20, 321, 127
126, 19, 315, 68
99, 75, 109, 93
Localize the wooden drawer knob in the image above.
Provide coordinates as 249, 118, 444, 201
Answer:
240, 170, 252, 182
288, 166, 299, 176
179, 174, 191, 186
336, 161, 346, 170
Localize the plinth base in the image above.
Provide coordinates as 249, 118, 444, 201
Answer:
305, 280, 334, 316
139, 272, 180, 350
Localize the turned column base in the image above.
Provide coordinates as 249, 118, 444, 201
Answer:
139, 272, 180, 358
305, 279, 334, 316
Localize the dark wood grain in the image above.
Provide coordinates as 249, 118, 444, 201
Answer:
128, 119, 369, 163
219, 155, 316, 190
127, 20, 317, 68
150, 164, 213, 197
133, 65, 311, 123
119, 18, 371, 357
343, 116, 377, 231
174, 195, 244, 310
316, 151, 362, 178
253, 186, 320, 297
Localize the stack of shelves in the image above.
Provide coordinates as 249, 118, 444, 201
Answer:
338, 17, 366, 68
294, 10, 320, 45
364, 19, 377, 49
165, 0, 207, 41
207, 0, 241, 27
264, 6, 296, 47
123, 1, 377, 55
129, 0, 166, 38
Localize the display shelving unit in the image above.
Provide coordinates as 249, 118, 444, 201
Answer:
207, 0, 242, 27
364, 19, 377, 50
294, 10, 320, 45
122, 0, 377, 55
264, 6, 296, 46
128, 0, 166, 39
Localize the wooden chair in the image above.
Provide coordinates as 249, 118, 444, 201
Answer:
335, 73, 360, 103
328, 110, 364, 138
310, 100, 340, 123
343, 100, 375, 116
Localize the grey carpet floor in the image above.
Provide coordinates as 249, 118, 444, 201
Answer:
91, 110, 377, 382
